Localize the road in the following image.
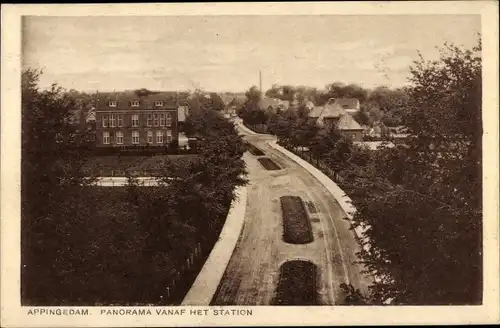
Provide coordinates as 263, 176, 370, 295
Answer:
211, 123, 372, 305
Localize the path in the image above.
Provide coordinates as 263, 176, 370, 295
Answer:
211, 123, 371, 305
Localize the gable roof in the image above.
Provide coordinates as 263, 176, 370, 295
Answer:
337, 113, 364, 130
308, 103, 363, 131
258, 97, 282, 110
320, 103, 344, 118
308, 105, 325, 118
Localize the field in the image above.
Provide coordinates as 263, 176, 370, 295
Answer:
272, 260, 318, 305
280, 196, 313, 244
257, 157, 281, 170
82, 155, 200, 176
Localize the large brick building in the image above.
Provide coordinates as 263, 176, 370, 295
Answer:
95, 92, 183, 148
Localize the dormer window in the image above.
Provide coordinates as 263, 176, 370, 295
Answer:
131, 100, 140, 107
155, 100, 164, 107
108, 101, 117, 107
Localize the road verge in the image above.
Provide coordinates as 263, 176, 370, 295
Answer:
181, 185, 248, 305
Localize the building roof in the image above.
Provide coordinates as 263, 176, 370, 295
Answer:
308, 103, 363, 131
258, 97, 282, 110
333, 98, 360, 110
308, 105, 325, 118
320, 103, 344, 118
337, 113, 364, 130
96, 92, 184, 110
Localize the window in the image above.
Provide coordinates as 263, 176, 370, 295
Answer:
166, 130, 172, 143
103, 131, 110, 144
116, 131, 124, 144
108, 101, 117, 107
132, 131, 139, 144
159, 113, 166, 126
102, 115, 108, 127
147, 114, 153, 127
153, 114, 159, 127
166, 112, 172, 127
132, 114, 139, 127
156, 131, 164, 144
147, 130, 153, 144
109, 114, 116, 127
117, 114, 123, 127
155, 100, 164, 107
131, 100, 140, 107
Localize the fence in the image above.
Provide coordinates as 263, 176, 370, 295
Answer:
93, 145, 197, 156
162, 241, 208, 305
282, 144, 343, 184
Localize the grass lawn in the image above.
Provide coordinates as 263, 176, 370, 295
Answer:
82, 154, 200, 176
272, 260, 318, 305
280, 196, 313, 244
247, 143, 265, 156
257, 157, 281, 170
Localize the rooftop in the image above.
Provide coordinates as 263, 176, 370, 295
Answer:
95, 91, 188, 110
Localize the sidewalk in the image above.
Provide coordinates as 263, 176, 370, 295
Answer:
181, 185, 248, 305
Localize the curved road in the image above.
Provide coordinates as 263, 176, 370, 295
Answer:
211, 124, 371, 305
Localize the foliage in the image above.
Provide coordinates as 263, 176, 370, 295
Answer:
342, 39, 483, 304
22, 69, 248, 305
21, 68, 96, 304
264, 39, 482, 305
209, 92, 225, 111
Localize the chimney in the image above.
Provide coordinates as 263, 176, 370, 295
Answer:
259, 70, 262, 92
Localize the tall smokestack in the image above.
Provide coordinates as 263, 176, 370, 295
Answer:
259, 70, 262, 92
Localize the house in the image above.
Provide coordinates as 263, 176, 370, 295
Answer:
258, 97, 289, 113
225, 96, 246, 117
308, 101, 364, 141
95, 92, 184, 148
331, 98, 360, 114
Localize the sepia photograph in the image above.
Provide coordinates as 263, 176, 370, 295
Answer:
1, 2, 499, 327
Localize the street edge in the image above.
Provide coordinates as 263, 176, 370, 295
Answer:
181, 185, 248, 305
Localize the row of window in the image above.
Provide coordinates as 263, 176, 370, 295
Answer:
102, 131, 172, 145
102, 113, 172, 128
108, 100, 164, 108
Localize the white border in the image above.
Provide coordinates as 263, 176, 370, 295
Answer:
1, 2, 499, 327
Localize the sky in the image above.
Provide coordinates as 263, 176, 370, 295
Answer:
22, 15, 480, 93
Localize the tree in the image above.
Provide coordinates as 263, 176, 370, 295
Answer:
245, 86, 262, 102
21, 68, 94, 303
343, 38, 482, 305
209, 93, 225, 111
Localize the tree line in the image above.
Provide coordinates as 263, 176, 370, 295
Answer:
248, 40, 483, 305
238, 80, 410, 130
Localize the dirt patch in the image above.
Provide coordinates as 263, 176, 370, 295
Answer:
272, 260, 318, 305
258, 158, 281, 171
247, 143, 265, 156
280, 196, 313, 244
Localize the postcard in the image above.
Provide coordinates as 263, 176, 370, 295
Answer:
1, 1, 499, 327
